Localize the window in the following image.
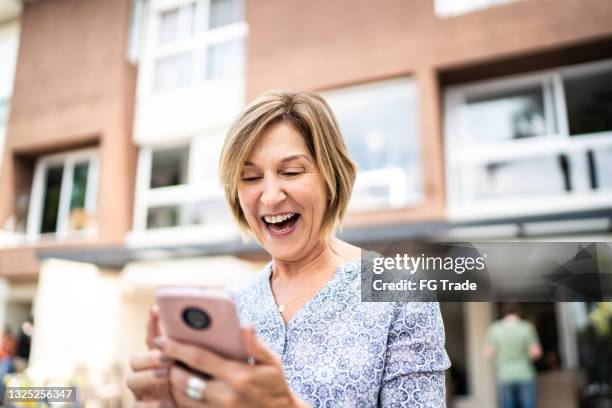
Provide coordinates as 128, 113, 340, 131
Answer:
445, 59, 612, 217
150, 146, 189, 188
434, 0, 521, 17
149, 0, 246, 93
0, 19, 20, 168
325, 78, 422, 210
564, 69, 612, 136
26, 149, 99, 240
463, 85, 554, 143
205, 39, 244, 80
132, 135, 232, 239
146, 200, 230, 229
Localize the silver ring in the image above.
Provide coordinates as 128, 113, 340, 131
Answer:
185, 375, 207, 401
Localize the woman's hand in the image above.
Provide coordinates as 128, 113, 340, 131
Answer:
146, 305, 163, 350
127, 306, 174, 408
156, 325, 308, 408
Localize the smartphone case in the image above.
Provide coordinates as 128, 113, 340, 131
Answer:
155, 286, 248, 361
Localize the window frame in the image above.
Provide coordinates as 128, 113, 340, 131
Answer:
130, 134, 235, 246
138, 0, 247, 97
26, 148, 100, 242
444, 59, 612, 220
323, 77, 424, 212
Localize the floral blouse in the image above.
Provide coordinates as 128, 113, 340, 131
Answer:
230, 259, 451, 407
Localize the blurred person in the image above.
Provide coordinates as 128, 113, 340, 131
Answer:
15, 319, 33, 370
484, 303, 542, 408
127, 90, 451, 407
0, 326, 16, 401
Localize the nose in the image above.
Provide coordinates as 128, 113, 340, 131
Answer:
260, 174, 286, 208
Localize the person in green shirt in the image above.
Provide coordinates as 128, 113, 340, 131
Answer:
484, 303, 542, 408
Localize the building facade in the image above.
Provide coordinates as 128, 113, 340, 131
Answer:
0, 0, 611, 406
0, 0, 139, 398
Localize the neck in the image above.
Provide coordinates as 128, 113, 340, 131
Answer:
271, 238, 346, 282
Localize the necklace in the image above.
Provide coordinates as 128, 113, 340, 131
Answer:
272, 269, 335, 314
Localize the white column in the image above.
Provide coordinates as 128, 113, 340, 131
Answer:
0, 278, 10, 333
556, 302, 579, 369
464, 302, 497, 408
29, 259, 121, 382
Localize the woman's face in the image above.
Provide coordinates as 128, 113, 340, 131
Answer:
237, 122, 328, 261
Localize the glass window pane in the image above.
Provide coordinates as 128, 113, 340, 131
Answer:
325, 79, 422, 205
70, 162, 89, 210
158, 4, 195, 44
147, 205, 179, 229
151, 146, 189, 188
146, 200, 231, 229
205, 40, 244, 80
473, 156, 566, 199
41, 165, 64, 234
209, 0, 244, 29
154, 52, 193, 91
69, 162, 90, 231
564, 70, 612, 136
464, 86, 550, 143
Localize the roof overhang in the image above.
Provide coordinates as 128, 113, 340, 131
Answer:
37, 207, 612, 270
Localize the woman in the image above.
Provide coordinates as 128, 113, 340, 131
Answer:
127, 91, 450, 407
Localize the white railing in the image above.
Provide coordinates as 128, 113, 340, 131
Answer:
349, 167, 422, 211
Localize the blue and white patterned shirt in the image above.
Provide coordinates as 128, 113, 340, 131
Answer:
231, 259, 451, 407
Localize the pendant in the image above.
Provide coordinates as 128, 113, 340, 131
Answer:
278, 304, 285, 313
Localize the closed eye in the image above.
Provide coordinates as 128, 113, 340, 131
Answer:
242, 176, 263, 182
281, 167, 305, 177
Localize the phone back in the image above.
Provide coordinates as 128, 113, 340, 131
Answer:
155, 287, 248, 362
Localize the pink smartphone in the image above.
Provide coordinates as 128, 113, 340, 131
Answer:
155, 286, 248, 362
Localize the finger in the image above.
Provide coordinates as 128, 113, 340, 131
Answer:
170, 366, 231, 407
147, 305, 162, 350
156, 337, 240, 380
171, 386, 213, 408
126, 369, 171, 401
131, 349, 172, 371
242, 325, 281, 366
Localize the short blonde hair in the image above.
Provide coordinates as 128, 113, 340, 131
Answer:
218, 90, 358, 239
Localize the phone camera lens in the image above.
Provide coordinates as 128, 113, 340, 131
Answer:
182, 307, 210, 330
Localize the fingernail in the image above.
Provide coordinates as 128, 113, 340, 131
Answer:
154, 367, 169, 378
160, 400, 173, 408
153, 337, 165, 350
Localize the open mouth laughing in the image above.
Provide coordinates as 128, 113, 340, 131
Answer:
261, 212, 301, 236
